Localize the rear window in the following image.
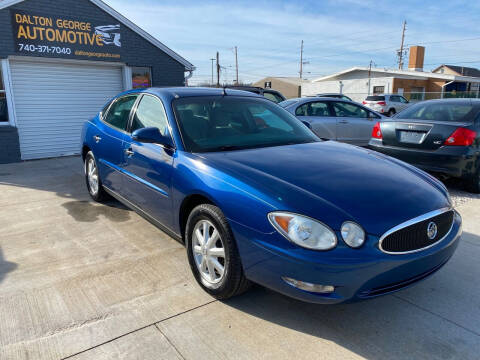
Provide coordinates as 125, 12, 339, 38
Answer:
278, 99, 298, 108
396, 102, 477, 122
263, 91, 285, 103
366, 96, 385, 101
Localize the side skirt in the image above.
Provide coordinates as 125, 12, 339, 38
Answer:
103, 186, 183, 244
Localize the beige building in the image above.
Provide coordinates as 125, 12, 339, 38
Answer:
253, 77, 306, 99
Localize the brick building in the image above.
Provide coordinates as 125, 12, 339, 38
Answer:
302, 46, 480, 103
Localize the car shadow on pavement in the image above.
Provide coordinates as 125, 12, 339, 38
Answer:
0, 248, 17, 284
62, 200, 131, 223
222, 232, 480, 359
0, 156, 132, 223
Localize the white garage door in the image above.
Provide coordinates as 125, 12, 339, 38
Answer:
10, 59, 124, 160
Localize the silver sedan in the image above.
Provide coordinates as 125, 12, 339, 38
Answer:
280, 97, 387, 147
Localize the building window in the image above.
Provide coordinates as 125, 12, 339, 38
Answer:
373, 86, 384, 94
410, 87, 425, 101
131, 67, 152, 89
0, 66, 8, 123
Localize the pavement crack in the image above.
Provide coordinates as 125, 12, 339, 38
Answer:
393, 294, 480, 337
154, 323, 186, 360
60, 299, 217, 360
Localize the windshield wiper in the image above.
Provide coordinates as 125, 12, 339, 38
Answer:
202, 145, 250, 152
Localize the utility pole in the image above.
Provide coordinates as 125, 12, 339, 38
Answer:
216, 51, 220, 87
367, 60, 373, 95
398, 20, 407, 70
299, 40, 304, 79
234, 46, 239, 85
210, 58, 216, 86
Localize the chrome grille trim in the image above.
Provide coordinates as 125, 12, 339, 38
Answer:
378, 207, 455, 255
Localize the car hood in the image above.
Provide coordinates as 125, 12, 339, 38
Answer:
195, 141, 450, 236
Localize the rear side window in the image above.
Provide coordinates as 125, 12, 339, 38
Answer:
332, 102, 368, 118
131, 95, 169, 135
366, 96, 385, 101
103, 95, 138, 131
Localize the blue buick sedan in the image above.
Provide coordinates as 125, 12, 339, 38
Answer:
80, 87, 461, 304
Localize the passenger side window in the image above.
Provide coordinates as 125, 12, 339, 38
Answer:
295, 102, 330, 117
332, 102, 368, 118
103, 95, 138, 131
131, 95, 169, 135
399, 96, 409, 103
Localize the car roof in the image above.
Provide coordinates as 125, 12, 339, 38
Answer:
317, 93, 344, 96
409, 98, 480, 105
126, 87, 263, 99
287, 96, 352, 103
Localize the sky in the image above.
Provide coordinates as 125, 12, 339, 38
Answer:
103, 0, 480, 85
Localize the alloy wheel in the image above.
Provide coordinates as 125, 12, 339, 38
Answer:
192, 219, 226, 287
87, 158, 99, 195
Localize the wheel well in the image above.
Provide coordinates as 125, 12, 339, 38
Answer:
179, 194, 213, 242
82, 145, 90, 161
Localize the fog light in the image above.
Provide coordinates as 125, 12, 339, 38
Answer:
282, 276, 335, 293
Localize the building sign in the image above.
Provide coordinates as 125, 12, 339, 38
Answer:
11, 10, 122, 60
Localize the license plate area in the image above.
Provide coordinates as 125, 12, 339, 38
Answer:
398, 130, 426, 144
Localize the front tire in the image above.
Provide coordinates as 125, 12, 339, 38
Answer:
84, 151, 108, 202
186, 204, 251, 299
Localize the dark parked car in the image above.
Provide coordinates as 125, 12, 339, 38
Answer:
225, 86, 285, 103
280, 97, 386, 146
0, 98, 7, 122
81, 87, 461, 304
369, 99, 480, 192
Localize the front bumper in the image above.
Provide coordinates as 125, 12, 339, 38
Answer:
231, 212, 462, 304
369, 139, 479, 179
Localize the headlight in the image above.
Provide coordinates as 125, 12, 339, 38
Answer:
341, 221, 365, 248
268, 212, 337, 250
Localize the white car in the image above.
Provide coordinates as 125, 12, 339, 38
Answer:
362, 94, 410, 117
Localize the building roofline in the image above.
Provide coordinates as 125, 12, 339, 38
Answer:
312, 66, 480, 83
0, 0, 195, 71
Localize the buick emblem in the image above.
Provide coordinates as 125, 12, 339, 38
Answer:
427, 222, 438, 240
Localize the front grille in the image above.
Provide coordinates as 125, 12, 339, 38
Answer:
380, 210, 454, 253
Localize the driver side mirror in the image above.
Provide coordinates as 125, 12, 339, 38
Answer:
132, 127, 174, 148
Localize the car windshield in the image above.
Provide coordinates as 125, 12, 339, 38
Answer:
396, 101, 477, 122
173, 96, 319, 152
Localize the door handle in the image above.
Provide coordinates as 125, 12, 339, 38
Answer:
125, 148, 134, 157
93, 135, 102, 143
339, 120, 349, 124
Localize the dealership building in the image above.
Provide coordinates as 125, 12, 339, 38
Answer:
0, 0, 194, 163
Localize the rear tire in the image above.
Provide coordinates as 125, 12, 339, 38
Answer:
186, 204, 251, 299
466, 169, 480, 194
84, 151, 109, 202
387, 108, 396, 117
